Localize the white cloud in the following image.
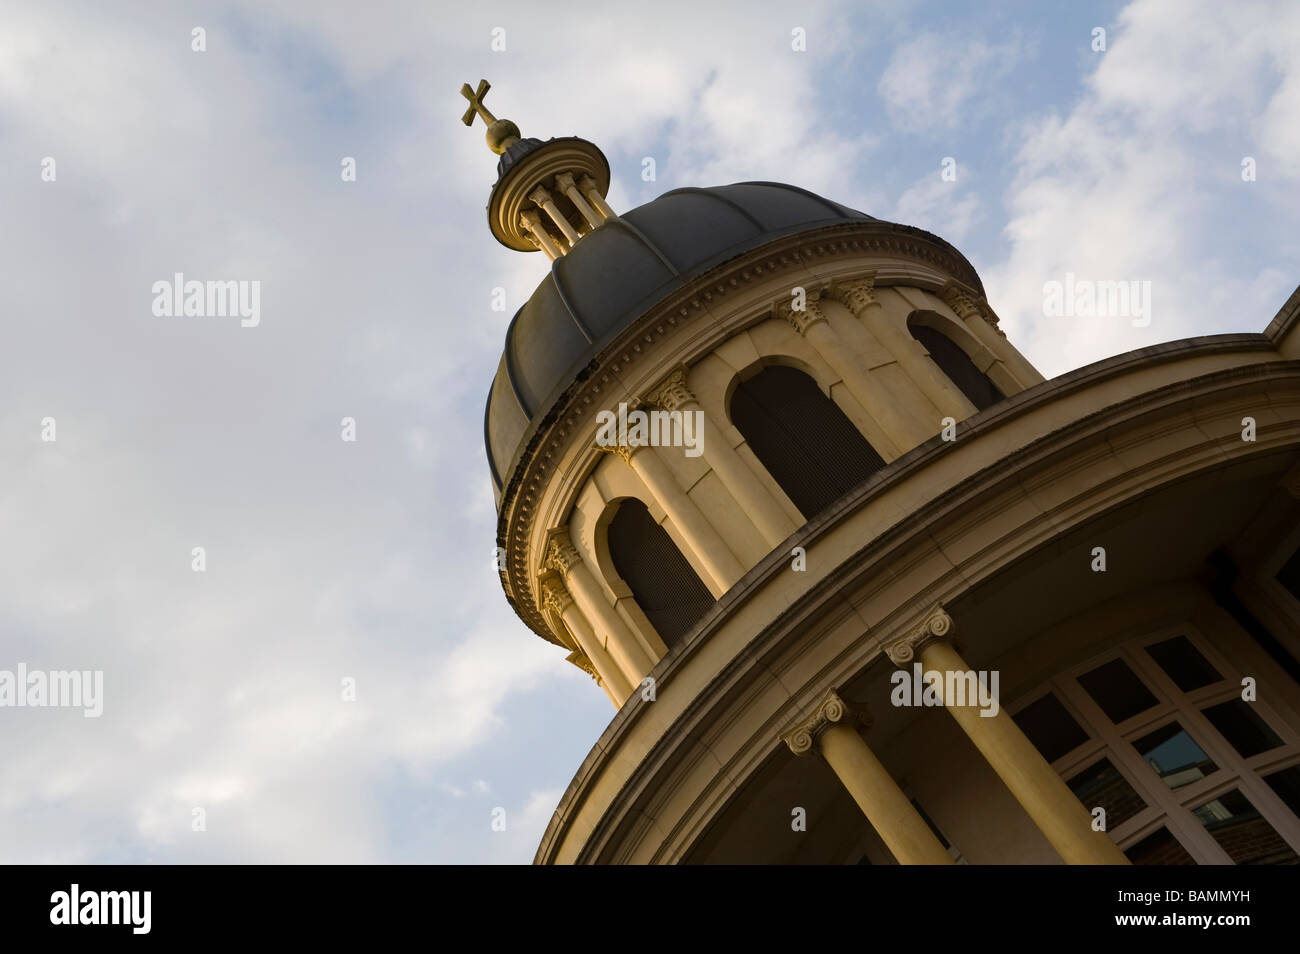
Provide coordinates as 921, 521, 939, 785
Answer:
3, 0, 1297, 867
894, 165, 983, 244
985, 0, 1300, 378
0, 0, 877, 864
878, 29, 1027, 132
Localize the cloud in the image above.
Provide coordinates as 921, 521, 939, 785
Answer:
3, 0, 1297, 867
894, 164, 983, 245
0, 0, 879, 864
878, 29, 1027, 132
984, 0, 1300, 378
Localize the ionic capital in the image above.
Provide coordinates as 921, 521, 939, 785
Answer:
884, 606, 955, 667
643, 367, 695, 412
826, 272, 878, 314
782, 689, 871, 756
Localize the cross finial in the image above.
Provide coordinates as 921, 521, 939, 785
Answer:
460, 79, 496, 128
458, 79, 522, 155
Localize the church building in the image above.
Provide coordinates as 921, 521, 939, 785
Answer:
467, 81, 1300, 864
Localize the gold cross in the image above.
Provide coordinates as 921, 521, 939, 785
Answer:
460, 79, 497, 128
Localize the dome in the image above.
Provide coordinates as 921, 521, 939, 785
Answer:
483, 181, 972, 501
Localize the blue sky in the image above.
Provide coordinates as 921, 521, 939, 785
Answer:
1, 0, 1297, 863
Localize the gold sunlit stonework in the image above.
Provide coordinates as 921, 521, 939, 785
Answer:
781, 689, 868, 756
773, 292, 830, 337
458, 79, 613, 257
883, 605, 954, 666
642, 368, 694, 412
459, 78, 521, 155
471, 86, 1300, 866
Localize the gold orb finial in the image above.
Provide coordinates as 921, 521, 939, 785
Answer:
460, 79, 521, 155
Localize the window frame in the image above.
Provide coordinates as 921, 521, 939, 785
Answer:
1011, 619, 1300, 864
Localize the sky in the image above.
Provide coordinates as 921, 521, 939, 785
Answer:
0, 0, 1297, 864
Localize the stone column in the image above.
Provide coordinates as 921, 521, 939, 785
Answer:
520, 210, 564, 260
884, 608, 1130, 865
643, 368, 795, 548
828, 274, 976, 422
775, 293, 904, 459
578, 175, 616, 221
940, 282, 1045, 388
598, 443, 745, 595
540, 573, 634, 703
543, 531, 658, 682
783, 690, 954, 865
555, 172, 603, 231
529, 185, 582, 246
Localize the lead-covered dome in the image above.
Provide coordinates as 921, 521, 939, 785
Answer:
485, 181, 888, 500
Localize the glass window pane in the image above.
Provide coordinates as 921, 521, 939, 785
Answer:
1193, 789, 1300, 864
1078, 658, 1159, 724
1263, 764, 1300, 820
1133, 722, 1218, 789
1014, 693, 1089, 763
1145, 635, 1222, 691
1201, 700, 1283, 758
1124, 827, 1196, 865
1066, 758, 1146, 829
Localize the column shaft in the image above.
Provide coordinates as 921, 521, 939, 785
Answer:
941, 286, 1045, 389
531, 188, 582, 245
855, 298, 975, 422
560, 602, 635, 702
801, 320, 905, 458
689, 401, 794, 547
579, 176, 616, 220
628, 447, 745, 594
818, 723, 955, 865
520, 211, 564, 259
556, 173, 603, 230
918, 639, 1129, 865
565, 559, 658, 680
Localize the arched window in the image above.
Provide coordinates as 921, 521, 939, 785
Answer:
908, 320, 1004, 411
607, 498, 714, 650
729, 364, 886, 520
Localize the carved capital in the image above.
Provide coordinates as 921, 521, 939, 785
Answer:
542, 532, 583, 578
539, 572, 574, 616
826, 273, 878, 314
774, 292, 829, 336
940, 281, 1001, 334
592, 439, 639, 464
554, 171, 578, 193
782, 689, 871, 756
528, 185, 555, 208
643, 367, 696, 412
884, 606, 954, 666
